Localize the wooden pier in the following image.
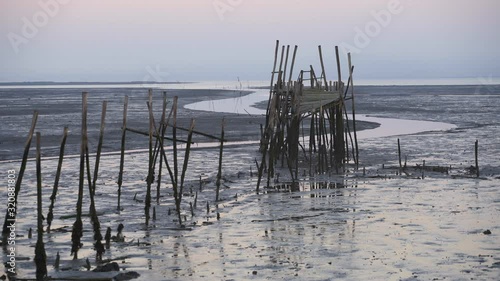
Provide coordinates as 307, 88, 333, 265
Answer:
256, 41, 359, 192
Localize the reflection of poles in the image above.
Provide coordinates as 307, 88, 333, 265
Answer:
47, 127, 68, 232
2, 111, 38, 237
35, 132, 47, 280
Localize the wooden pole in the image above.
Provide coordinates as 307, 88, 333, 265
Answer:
335, 46, 342, 90
46, 127, 68, 231
157, 92, 167, 203
35, 132, 47, 280
348, 53, 359, 168
288, 45, 298, 84
215, 118, 225, 202
318, 45, 328, 90
170, 97, 183, 223
282, 45, 290, 86
92, 101, 107, 196
179, 119, 195, 207
72, 92, 87, 260
117, 96, 128, 210
2, 111, 38, 237
145, 98, 154, 225
398, 138, 402, 172
475, 140, 479, 178
266, 40, 280, 123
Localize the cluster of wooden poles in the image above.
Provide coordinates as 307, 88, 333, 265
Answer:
1, 90, 226, 279
256, 41, 360, 192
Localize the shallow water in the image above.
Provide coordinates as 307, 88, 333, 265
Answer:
1, 83, 499, 280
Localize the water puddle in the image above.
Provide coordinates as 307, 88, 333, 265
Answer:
184, 88, 457, 139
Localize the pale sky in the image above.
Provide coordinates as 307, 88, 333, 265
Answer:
1, 0, 499, 82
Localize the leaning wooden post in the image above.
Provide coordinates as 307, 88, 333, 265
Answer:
34, 132, 47, 280
47, 127, 69, 231
90, 101, 106, 260
92, 101, 107, 196
179, 119, 195, 210
266, 40, 280, 124
475, 140, 479, 178
215, 118, 225, 202
72, 92, 87, 260
2, 111, 38, 237
117, 96, 129, 210
288, 45, 298, 84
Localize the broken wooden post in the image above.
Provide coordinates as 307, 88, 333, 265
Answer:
35, 132, 47, 280
215, 118, 225, 202
2, 111, 38, 237
117, 95, 128, 210
47, 127, 69, 231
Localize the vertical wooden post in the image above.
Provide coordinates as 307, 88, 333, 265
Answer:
117, 96, 128, 210
282, 45, 290, 86
348, 53, 359, 168
92, 101, 107, 196
2, 111, 38, 236
398, 138, 402, 172
475, 140, 479, 178
146, 97, 154, 225
335, 46, 342, 91
47, 127, 69, 231
288, 45, 298, 84
34, 132, 47, 279
216, 118, 225, 202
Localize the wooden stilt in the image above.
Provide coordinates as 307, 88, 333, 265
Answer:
46, 127, 68, 231
35, 132, 47, 280
215, 118, 225, 202
348, 53, 359, 168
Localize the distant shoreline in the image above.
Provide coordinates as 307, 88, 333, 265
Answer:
0, 81, 195, 86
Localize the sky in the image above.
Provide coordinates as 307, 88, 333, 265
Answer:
0, 0, 499, 82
